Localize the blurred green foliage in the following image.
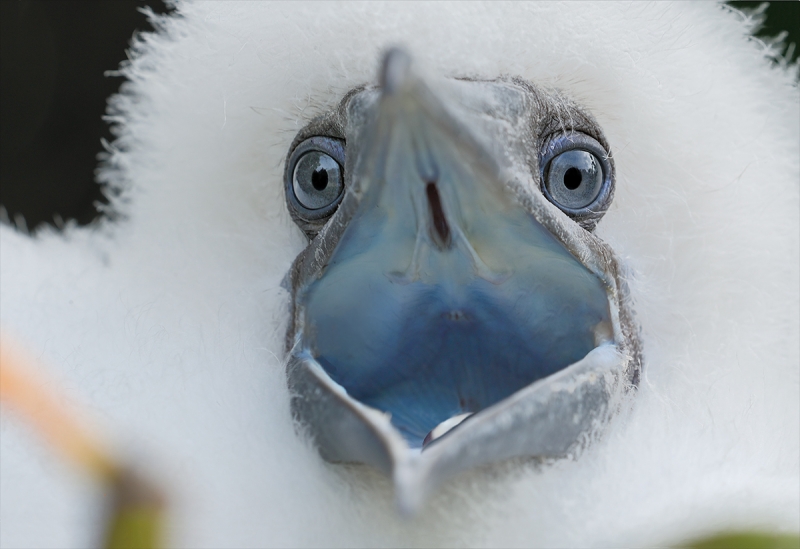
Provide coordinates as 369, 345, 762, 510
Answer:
104, 506, 164, 549
684, 531, 800, 549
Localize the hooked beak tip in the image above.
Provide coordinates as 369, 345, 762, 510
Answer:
380, 47, 413, 95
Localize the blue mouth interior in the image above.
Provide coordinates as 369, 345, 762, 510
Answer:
314, 280, 606, 446
302, 207, 611, 448
299, 78, 612, 449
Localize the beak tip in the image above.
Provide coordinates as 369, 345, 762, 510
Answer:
380, 47, 413, 96
393, 462, 428, 518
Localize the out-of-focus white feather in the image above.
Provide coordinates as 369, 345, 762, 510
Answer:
1, 2, 797, 547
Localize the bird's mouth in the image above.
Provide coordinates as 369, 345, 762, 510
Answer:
284, 49, 639, 512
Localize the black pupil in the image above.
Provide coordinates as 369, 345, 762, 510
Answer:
563, 167, 582, 190
311, 167, 329, 191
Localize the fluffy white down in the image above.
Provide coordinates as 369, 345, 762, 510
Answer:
1, 2, 798, 547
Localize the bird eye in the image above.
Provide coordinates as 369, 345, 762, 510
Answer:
545, 150, 603, 210
285, 136, 346, 221
293, 151, 343, 210
540, 133, 614, 226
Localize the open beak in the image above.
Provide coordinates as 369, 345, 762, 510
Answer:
287, 49, 637, 515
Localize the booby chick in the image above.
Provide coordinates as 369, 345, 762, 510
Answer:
1, 3, 798, 547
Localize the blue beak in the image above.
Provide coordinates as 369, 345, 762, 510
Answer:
297, 51, 612, 448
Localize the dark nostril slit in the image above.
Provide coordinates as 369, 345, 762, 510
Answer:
426, 182, 451, 248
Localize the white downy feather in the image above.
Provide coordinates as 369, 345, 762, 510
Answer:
1, 2, 798, 547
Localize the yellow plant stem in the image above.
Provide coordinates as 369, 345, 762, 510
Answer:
1, 331, 166, 549
0, 333, 119, 481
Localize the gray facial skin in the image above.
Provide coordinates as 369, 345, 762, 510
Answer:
282, 50, 641, 514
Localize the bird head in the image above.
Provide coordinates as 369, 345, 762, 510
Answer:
282, 49, 641, 513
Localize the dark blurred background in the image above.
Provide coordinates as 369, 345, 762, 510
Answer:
1, 1, 797, 233
0, 0, 170, 231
